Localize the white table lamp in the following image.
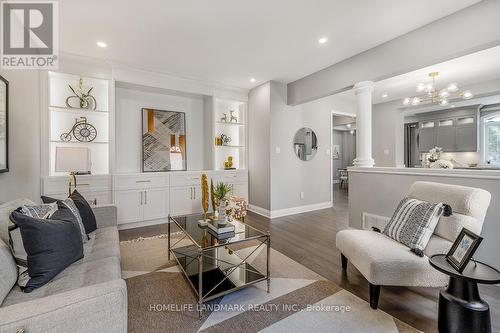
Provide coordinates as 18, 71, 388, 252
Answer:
55, 147, 91, 196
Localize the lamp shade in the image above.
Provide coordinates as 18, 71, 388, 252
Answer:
55, 147, 90, 173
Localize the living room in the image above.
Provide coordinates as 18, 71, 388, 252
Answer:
1, 1, 500, 332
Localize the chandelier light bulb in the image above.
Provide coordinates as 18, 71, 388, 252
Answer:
425, 84, 433, 92
447, 83, 459, 92
403, 97, 411, 105
439, 99, 449, 106
416, 83, 426, 92
439, 89, 450, 98
411, 97, 421, 105
462, 90, 473, 99
346, 123, 351, 128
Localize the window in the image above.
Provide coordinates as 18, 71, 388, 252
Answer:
483, 113, 500, 165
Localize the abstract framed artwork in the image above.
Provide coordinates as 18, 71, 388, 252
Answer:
0, 75, 8, 173
142, 108, 186, 172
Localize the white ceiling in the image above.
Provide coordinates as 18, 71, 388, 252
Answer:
371, 45, 500, 104
59, 0, 479, 89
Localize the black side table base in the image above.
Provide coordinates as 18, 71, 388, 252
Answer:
438, 277, 491, 333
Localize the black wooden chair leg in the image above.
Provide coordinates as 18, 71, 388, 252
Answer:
341, 253, 348, 270
369, 283, 381, 309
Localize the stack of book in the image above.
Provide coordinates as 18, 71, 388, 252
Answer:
207, 220, 235, 240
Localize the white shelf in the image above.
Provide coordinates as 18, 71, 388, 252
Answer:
50, 140, 109, 144
216, 122, 245, 126
216, 145, 245, 148
49, 105, 109, 114
47, 71, 111, 176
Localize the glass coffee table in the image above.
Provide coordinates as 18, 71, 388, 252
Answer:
168, 213, 271, 317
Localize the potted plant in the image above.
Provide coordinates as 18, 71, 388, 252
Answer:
212, 182, 232, 223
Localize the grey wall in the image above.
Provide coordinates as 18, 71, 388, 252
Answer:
372, 100, 404, 167
270, 81, 332, 210
287, 0, 500, 105
349, 169, 500, 269
248, 82, 271, 210
332, 130, 356, 180
0, 70, 41, 203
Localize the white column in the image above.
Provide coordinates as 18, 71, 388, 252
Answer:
353, 81, 375, 167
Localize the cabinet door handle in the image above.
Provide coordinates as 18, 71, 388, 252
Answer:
140, 191, 143, 205
194, 187, 196, 200
144, 191, 148, 205
136, 180, 151, 183
190, 187, 193, 200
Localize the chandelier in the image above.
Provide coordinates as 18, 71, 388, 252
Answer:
402, 72, 473, 107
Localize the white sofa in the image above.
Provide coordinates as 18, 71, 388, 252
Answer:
0, 199, 127, 333
336, 181, 491, 309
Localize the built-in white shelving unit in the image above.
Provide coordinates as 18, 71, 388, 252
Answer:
213, 98, 247, 170
47, 71, 111, 176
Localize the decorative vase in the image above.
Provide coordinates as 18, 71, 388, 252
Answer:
218, 200, 227, 224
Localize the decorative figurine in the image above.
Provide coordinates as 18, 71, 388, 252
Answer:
60, 117, 97, 142
65, 78, 97, 110
198, 174, 209, 225
224, 156, 234, 169
229, 110, 238, 123
220, 113, 228, 123
220, 134, 231, 145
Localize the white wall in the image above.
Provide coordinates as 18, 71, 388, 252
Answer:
114, 87, 206, 173
0, 70, 41, 203
248, 82, 271, 210
349, 168, 500, 268
372, 100, 404, 167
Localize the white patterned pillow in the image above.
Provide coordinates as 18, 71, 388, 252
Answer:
58, 198, 88, 244
383, 198, 444, 256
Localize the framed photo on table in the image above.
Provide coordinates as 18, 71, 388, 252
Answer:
446, 228, 483, 273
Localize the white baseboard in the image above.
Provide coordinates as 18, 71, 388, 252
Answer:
270, 201, 332, 219
249, 201, 333, 219
117, 218, 167, 230
248, 204, 271, 218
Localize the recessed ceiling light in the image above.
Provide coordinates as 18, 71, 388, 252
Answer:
250, 78, 256, 83
381, 93, 388, 98
96, 41, 107, 48
318, 37, 328, 44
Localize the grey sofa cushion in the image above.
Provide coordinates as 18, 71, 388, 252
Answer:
84, 227, 121, 262
0, 239, 17, 305
2, 256, 121, 306
0, 199, 35, 244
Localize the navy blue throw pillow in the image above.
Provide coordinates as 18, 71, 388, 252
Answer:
42, 190, 97, 234
9, 206, 84, 293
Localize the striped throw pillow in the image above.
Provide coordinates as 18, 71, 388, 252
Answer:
383, 198, 444, 256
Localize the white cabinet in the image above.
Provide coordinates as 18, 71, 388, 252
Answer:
113, 174, 169, 225
114, 190, 143, 224
112, 171, 247, 226
143, 188, 169, 221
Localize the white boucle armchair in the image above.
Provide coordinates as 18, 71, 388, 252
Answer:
336, 181, 491, 309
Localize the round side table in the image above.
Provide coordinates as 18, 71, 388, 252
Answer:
429, 254, 500, 333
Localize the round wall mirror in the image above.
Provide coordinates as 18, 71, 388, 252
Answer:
293, 127, 318, 161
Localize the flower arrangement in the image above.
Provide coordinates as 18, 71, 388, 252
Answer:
430, 159, 454, 169
427, 146, 443, 163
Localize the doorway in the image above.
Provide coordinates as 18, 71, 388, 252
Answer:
331, 111, 356, 204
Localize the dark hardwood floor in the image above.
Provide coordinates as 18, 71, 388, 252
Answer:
119, 185, 500, 333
